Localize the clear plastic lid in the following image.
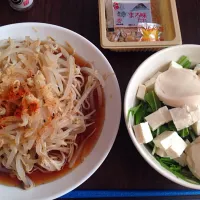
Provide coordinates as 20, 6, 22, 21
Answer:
105, 0, 164, 42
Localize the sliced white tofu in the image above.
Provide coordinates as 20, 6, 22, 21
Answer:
170, 106, 200, 131
170, 107, 193, 131
156, 148, 168, 157
144, 78, 156, 91
145, 110, 165, 131
145, 106, 172, 131
192, 121, 200, 135
159, 106, 172, 123
133, 122, 153, 144
186, 105, 200, 122
144, 72, 162, 90
153, 131, 176, 150
154, 131, 187, 159
174, 153, 187, 167
165, 136, 187, 159
136, 85, 146, 100
194, 64, 200, 74
169, 61, 183, 69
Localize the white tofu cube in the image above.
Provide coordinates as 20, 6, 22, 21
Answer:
174, 153, 187, 167
133, 122, 153, 144
192, 121, 200, 135
154, 131, 187, 159
170, 107, 193, 131
170, 106, 200, 131
159, 106, 172, 123
169, 61, 183, 69
144, 78, 156, 91
144, 72, 162, 90
156, 148, 168, 157
145, 106, 172, 131
186, 105, 200, 122
153, 131, 177, 150
145, 110, 165, 131
136, 85, 146, 100
191, 109, 200, 123
165, 135, 187, 159
194, 64, 200, 74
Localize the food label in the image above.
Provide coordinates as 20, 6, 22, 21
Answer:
112, 0, 152, 27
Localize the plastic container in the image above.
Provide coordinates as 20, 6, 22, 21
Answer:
98, 0, 182, 51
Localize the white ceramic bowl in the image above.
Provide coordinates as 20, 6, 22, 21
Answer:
124, 45, 200, 190
0, 23, 121, 200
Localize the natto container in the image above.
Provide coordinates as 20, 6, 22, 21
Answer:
99, 0, 182, 52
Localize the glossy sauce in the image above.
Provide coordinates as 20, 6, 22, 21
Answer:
0, 53, 105, 188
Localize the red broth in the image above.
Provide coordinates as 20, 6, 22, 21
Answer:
0, 53, 105, 188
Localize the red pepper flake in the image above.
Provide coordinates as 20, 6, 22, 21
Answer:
14, 106, 23, 118
7, 88, 25, 101
29, 102, 38, 114
61, 55, 65, 59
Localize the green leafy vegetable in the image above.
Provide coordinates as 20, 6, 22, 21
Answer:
152, 125, 168, 138
128, 102, 149, 125
134, 102, 148, 125
179, 128, 189, 138
177, 56, 187, 65
147, 107, 153, 113
183, 60, 192, 69
177, 56, 192, 68
156, 156, 200, 185
168, 122, 190, 138
128, 103, 142, 121
159, 157, 178, 165
145, 91, 161, 112
128, 91, 161, 127
170, 165, 182, 172
159, 125, 169, 134
168, 121, 177, 131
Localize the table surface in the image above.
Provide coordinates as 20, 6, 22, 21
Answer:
1, 0, 200, 199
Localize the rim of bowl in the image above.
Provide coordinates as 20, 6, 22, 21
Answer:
124, 44, 200, 190
0, 22, 122, 199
